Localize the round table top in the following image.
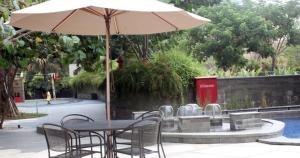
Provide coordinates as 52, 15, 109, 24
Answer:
63, 119, 154, 132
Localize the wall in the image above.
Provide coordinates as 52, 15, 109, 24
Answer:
13, 77, 25, 101
218, 75, 300, 109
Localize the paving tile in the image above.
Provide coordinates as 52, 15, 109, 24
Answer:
1, 100, 300, 158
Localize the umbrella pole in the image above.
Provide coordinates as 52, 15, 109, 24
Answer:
105, 17, 111, 121
105, 15, 113, 158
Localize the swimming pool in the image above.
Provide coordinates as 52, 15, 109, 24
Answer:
276, 117, 300, 138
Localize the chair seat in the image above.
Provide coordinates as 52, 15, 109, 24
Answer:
114, 147, 156, 156
50, 149, 96, 158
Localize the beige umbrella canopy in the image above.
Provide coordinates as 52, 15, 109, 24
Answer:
9, 0, 210, 120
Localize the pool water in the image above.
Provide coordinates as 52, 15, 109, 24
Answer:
276, 117, 300, 138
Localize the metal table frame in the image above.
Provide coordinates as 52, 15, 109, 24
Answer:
63, 119, 153, 158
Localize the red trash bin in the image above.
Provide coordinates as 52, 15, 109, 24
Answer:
195, 76, 218, 107
15, 96, 23, 103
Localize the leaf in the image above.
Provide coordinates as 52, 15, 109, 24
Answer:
0, 58, 10, 69
35, 37, 43, 43
71, 36, 80, 44
3, 40, 15, 54
18, 40, 25, 47
77, 50, 86, 60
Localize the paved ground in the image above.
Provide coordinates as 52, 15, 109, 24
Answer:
0, 99, 300, 158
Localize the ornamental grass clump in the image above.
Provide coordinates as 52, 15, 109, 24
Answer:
70, 71, 105, 91
114, 61, 183, 99
114, 49, 207, 99
152, 49, 208, 88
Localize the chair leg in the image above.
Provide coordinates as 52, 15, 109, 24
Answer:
89, 133, 94, 158
160, 142, 166, 158
157, 143, 161, 158
158, 132, 166, 158
100, 138, 103, 158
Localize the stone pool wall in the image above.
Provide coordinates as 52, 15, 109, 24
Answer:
218, 75, 300, 109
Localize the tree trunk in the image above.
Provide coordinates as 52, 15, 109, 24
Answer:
0, 105, 5, 129
0, 93, 6, 129
271, 55, 276, 71
0, 66, 19, 129
0, 69, 7, 129
7, 66, 19, 116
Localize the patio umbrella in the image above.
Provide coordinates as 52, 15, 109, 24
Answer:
9, 0, 210, 121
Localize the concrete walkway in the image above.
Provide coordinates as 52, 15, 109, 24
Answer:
1, 99, 300, 158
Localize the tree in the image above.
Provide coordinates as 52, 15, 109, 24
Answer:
110, 33, 185, 62
58, 35, 105, 72
257, 0, 300, 70
168, 0, 222, 11
26, 33, 67, 77
0, 19, 32, 128
0, 0, 49, 128
188, 2, 275, 70
0, 0, 106, 128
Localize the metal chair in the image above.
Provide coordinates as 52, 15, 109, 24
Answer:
135, 111, 162, 120
42, 123, 96, 158
136, 111, 166, 158
112, 115, 166, 158
61, 114, 104, 158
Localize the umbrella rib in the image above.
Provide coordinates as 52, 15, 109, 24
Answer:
82, 7, 105, 17
112, 11, 127, 17
151, 12, 178, 31
52, 9, 78, 32
113, 17, 120, 34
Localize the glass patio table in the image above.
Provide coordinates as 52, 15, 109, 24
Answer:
63, 119, 154, 158
63, 120, 140, 131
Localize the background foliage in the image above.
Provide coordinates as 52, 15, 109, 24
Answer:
187, 2, 275, 70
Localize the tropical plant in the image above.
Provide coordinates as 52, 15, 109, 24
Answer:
70, 71, 105, 92
26, 33, 66, 77
114, 49, 207, 101
25, 74, 71, 98
114, 61, 183, 99
25, 74, 51, 93
152, 49, 208, 88
59, 35, 105, 72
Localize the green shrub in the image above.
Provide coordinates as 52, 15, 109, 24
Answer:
70, 71, 105, 91
114, 61, 183, 99
55, 77, 71, 92
25, 74, 51, 94
114, 49, 207, 100
152, 49, 208, 88
25, 74, 72, 98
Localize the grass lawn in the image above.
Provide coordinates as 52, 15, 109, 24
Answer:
3, 112, 47, 120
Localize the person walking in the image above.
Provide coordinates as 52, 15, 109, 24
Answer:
46, 91, 52, 104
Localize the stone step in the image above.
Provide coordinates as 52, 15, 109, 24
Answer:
258, 136, 300, 146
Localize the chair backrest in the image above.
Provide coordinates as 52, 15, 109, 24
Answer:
135, 110, 161, 120
132, 117, 161, 147
61, 114, 94, 126
42, 123, 71, 152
